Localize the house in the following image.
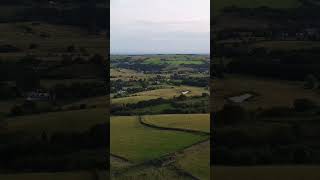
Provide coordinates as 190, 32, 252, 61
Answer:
181, 90, 190, 95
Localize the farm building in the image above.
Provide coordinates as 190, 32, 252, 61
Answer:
181, 90, 190, 95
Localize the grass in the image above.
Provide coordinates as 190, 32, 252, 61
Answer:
110, 116, 208, 163
211, 75, 320, 111
112, 86, 208, 105
143, 114, 210, 133
5, 108, 108, 134
176, 141, 210, 180
212, 166, 320, 180
112, 166, 193, 180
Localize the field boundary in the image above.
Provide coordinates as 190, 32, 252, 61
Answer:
139, 116, 210, 136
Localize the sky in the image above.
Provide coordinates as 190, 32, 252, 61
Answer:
111, 0, 210, 54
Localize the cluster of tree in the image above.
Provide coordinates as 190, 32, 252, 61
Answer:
0, 123, 108, 172
115, 62, 165, 73
111, 95, 208, 115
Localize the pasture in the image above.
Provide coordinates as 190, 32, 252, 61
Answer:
176, 141, 210, 180
110, 116, 208, 163
112, 86, 208, 105
143, 114, 210, 133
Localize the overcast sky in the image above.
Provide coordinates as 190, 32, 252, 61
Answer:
111, 0, 210, 54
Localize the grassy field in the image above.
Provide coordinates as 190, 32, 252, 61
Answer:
212, 75, 320, 110
213, 0, 300, 14
111, 68, 149, 80
143, 114, 210, 133
176, 141, 210, 180
212, 166, 320, 180
112, 166, 193, 180
112, 86, 208, 105
110, 116, 208, 163
5, 108, 108, 134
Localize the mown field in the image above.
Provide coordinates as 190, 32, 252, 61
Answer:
143, 114, 210, 133
112, 86, 208, 105
212, 166, 320, 180
110, 115, 208, 163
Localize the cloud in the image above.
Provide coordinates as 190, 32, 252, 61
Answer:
111, 0, 210, 54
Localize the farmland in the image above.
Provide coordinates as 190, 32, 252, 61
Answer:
111, 54, 210, 179
110, 115, 208, 163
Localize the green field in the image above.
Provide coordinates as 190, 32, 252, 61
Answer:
176, 141, 210, 180
112, 86, 208, 105
213, 166, 320, 180
110, 116, 208, 163
144, 114, 210, 133
5, 108, 107, 134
